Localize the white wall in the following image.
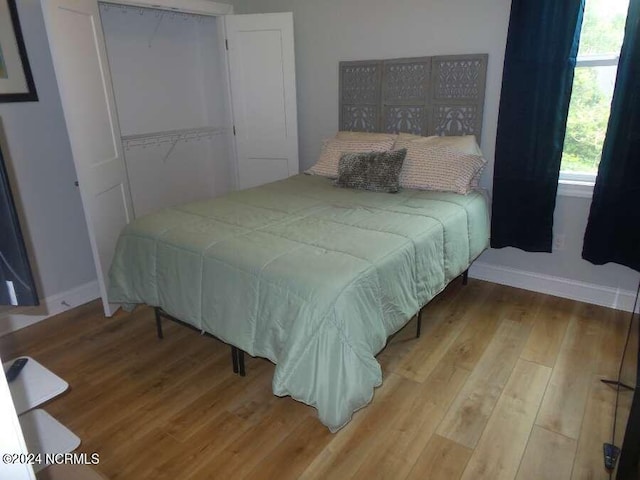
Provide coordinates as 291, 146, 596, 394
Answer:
237, 0, 640, 309
0, 0, 96, 327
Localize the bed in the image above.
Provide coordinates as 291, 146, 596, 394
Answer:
108, 53, 490, 431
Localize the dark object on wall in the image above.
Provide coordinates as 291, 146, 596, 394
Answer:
0, 141, 38, 306
491, 0, 584, 252
0, 0, 38, 102
582, 0, 640, 274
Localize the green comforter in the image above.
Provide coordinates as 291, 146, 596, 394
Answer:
108, 174, 489, 431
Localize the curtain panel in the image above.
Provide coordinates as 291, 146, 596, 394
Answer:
491, 0, 585, 252
582, 0, 640, 273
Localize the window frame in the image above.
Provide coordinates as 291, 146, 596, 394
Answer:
558, 53, 620, 197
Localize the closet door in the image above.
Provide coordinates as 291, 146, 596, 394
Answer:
225, 13, 299, 190
41, 0, 133, 317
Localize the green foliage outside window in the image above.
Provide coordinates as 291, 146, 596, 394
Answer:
561, 0, 627, 174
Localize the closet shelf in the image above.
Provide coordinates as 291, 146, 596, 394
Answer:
121, 126, 229, 150
99, 3, 216, 24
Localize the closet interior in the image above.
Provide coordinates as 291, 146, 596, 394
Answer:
99, 2, 234, 217
42, 0, 297, 316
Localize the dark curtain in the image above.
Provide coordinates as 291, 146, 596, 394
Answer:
491, 0, 585, 252
582, 0, 640, 273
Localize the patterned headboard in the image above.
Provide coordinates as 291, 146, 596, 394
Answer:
339, 54, 488, 143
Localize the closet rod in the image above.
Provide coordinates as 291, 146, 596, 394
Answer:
121, 126, 229, 150
98, 0, 232, 17
99, 3, 217, 24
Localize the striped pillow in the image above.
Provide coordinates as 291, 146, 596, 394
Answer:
395, 140, 486, 194
306, 138, 395, 178
395, 134, 485, 187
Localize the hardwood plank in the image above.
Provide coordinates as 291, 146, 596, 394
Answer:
37, 464, 108, 480
162, 359, 273, 442
460, 359, 551, 480
298, 373, 420, 479
570, 378, 617, 480
377, 281, 470, 376
244, 416, 333, 480
495, 286, 543, 327
110, 408, 247, 480
352, 360, 470, 479
536, 303, 602, 439
0, 300, 104, 358
521, 295, 574, 367
439, 283, 503, 371
516, 426, 577, 480
55, 332, 233, 441
396, 280, 492, 382
0, 284, 632, 480
182, 396, 310, 479
437, 319, 532, 448
110, 428, 182, 480
594, 306, 631, 379
405, 434, 472, 480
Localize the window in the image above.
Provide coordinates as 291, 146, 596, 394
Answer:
559, 0, 628, 191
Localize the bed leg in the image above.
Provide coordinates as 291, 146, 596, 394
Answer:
416, 306, 424, 338
238, 349, 246, 377
231, 346, 239, 374
462, 269, 469, 286
231, 346, 245, 376
154, 307, 164, 339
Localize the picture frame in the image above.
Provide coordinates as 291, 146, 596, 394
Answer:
0, 0, 38, 102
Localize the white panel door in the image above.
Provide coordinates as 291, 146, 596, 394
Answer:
225, 13, 299, 190
41, 0, 133, 317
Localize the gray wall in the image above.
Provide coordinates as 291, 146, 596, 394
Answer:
237, 0, 639, 296
234, 0, 508, 176
0, 0, 95, 300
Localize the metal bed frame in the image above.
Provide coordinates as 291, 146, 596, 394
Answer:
153, 307, 246, 376
152, 269, 468, 377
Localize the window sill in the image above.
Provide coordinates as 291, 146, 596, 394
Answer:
557, 179, 594, 198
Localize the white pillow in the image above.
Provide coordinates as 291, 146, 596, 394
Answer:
336, 131, 398, 142
396, 132, 437, 142
306, 138, 395, 178
395, 140, 486, 194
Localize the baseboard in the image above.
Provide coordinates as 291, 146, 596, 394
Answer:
0, 280, 100, 337
469, 262, 637, 312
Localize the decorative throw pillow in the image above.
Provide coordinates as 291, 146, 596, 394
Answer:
394, 140, 486, 194
334, 149, 407, 193
306, 138, 395, 178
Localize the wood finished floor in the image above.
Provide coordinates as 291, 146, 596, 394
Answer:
0, 280, 633, 480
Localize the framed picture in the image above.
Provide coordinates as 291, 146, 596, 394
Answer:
0, 0, 37, 102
